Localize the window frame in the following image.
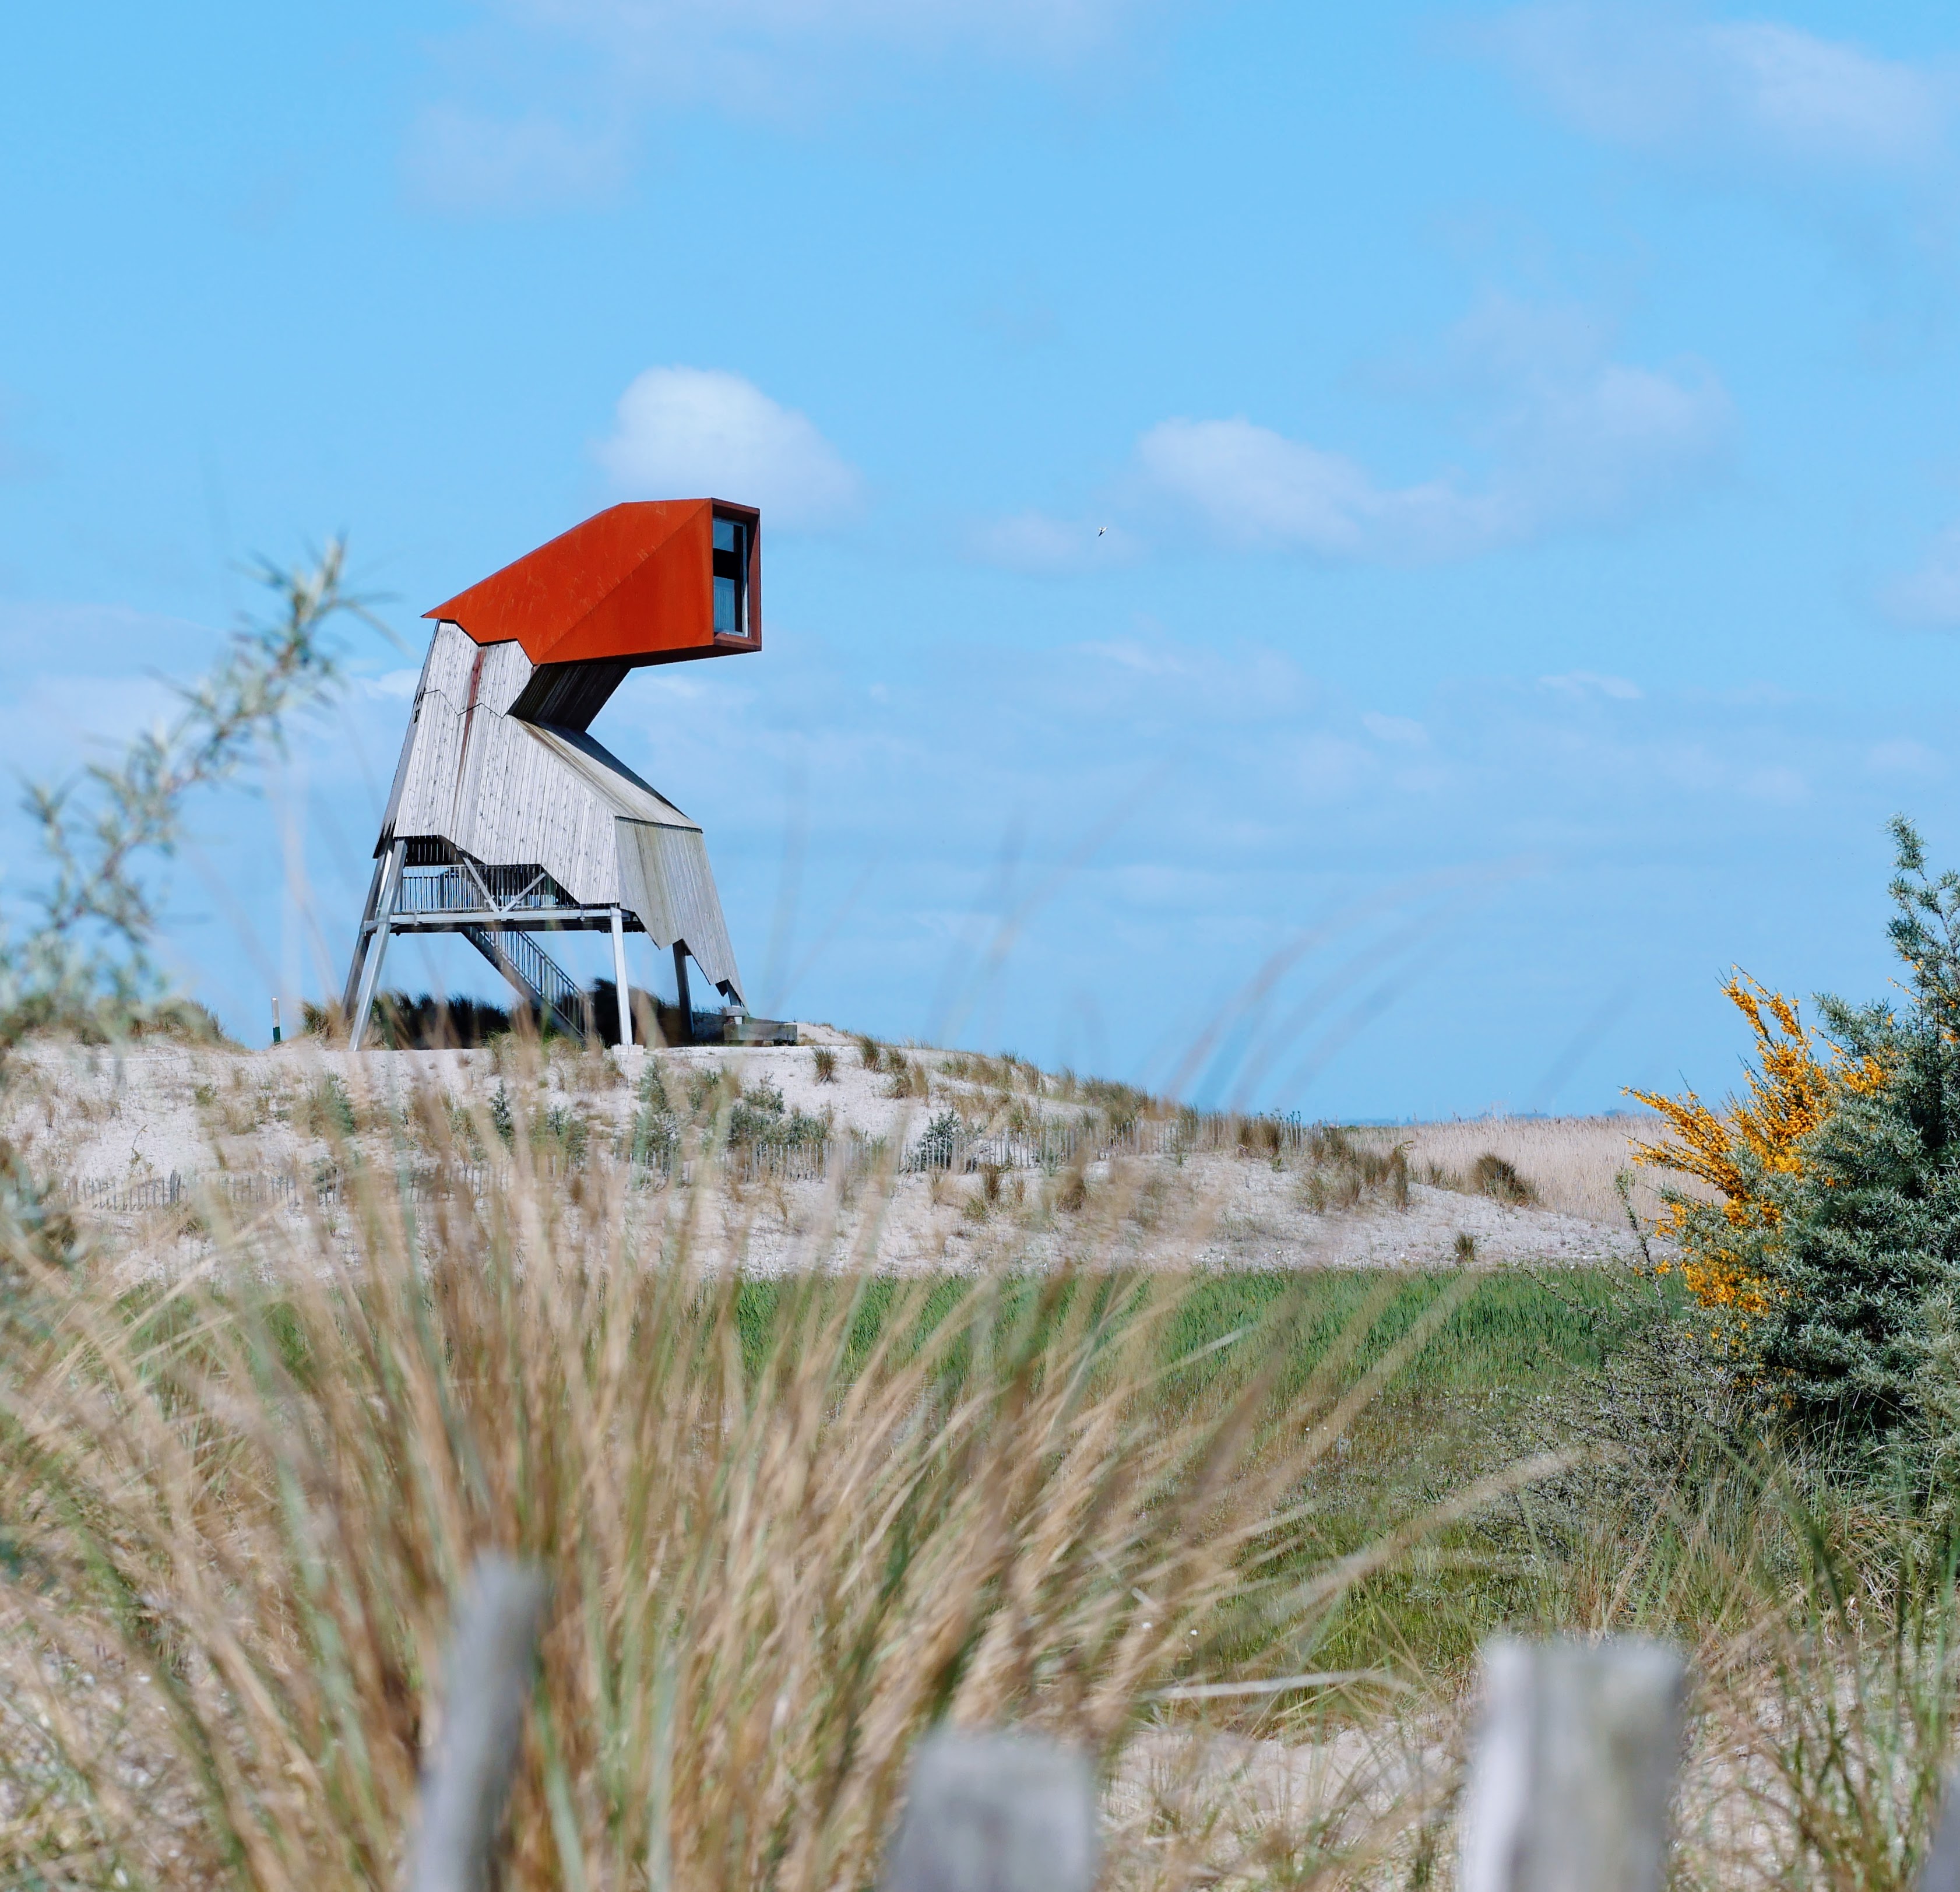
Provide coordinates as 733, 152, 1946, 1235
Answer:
709, 502, 762, 650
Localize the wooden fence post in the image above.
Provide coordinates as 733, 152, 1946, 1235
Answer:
405, 1555, 550, 1892
1459, 1637, 1685, 1892
1922, 1775, 1960, 1892
881, 1730, 1097, 1892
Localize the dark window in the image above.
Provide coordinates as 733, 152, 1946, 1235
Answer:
713, 518, 749, 636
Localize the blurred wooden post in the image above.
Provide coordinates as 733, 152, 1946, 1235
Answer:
882, 1730, 1097, 1892
406, 1555, 550, 1892
1459, 1637, 1685, 1892
1921, 1774, 1960, 1892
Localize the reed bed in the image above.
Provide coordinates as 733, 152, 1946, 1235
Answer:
1366, 1115, 1681, 1226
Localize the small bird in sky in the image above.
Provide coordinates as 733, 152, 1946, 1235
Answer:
1097, 526, 1107, 536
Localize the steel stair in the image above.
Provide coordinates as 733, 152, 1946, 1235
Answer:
462, 925, 590, 1040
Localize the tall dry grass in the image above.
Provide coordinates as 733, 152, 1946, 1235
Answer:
0, 1049, 1489, 1892
1504, 1342, 1960, 1892
1373, 1116, 1683, 1226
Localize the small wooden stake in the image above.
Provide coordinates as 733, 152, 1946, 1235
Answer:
406, 1556, 549, 1892
1921, 1774, 1960, 1892
1459, 1637, 1685, 1892
882, 1730, 1097, 1892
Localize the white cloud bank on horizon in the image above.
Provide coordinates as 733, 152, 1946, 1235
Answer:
594, 367, 863, 529
1484, 5, 1953, 171
982, 297, 1732, 567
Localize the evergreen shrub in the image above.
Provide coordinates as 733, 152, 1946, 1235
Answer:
1644, 818, 1960, 1474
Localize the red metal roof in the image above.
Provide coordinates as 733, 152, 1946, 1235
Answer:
425, 499, 759, 667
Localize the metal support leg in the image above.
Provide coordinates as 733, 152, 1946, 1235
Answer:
340, 849, 390, 1018
610, 908, 632, 1051
349, 839, 407, 1050
672, 943, 692, 1046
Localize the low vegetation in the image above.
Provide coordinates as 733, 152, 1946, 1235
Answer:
4, 1083, 1955, 1890
1294, 1123, 1409, 1212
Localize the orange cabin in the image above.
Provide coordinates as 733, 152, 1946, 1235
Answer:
424, 498, 761, 727
427, 498, 761, 665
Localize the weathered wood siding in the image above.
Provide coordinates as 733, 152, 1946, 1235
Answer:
617, 820, 740, 990
374, 621, 745, 998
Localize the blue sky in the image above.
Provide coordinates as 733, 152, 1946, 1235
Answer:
3, 0, 1959, 1117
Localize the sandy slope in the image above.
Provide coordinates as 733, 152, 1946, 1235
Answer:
6, 1033, 1667, 1272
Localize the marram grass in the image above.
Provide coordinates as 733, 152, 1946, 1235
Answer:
0, 1056, 1468, 1892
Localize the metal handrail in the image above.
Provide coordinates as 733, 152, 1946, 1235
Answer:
396, 867, 571, 917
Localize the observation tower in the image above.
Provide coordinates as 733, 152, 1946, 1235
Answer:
342, 499, 767, 1047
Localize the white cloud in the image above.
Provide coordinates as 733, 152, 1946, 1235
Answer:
1488, 6, 1951, 171
1362, 712, 1428, 746
1710, 23, 1947, 166
1076, 638, 1196, 677
1744, 764, 1808, 804
1540, 671, 1642, 700
593, 367, 862, 529
511, 0, 1145, 84
1128, 299, 1730, 564
1134, 418, 1517, 562
1883, 522, 1960, 627
0, 606, 226, 788
1868, 736, 1945, 779
403, 104, 631, 214
1455, 298, 1733, 518
413, 0, 1157, 205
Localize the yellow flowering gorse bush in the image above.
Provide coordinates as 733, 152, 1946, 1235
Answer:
1630, 972, 1887, 1318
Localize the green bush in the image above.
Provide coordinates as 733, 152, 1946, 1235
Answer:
914, 1108, 961, 1169
628, 1061, 677, 1166
1688, 819, 1960, 1474
720, 1077, 826, 1151
304, 1072, 357, 1138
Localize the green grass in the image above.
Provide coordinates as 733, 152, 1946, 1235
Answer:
1157, 1269, 1671, 1684
730, 1265, 1648, 1404
726, 1265, 1668, 1689
246, 1260, 1651, 1694
1156, 1265, 1644, 1391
